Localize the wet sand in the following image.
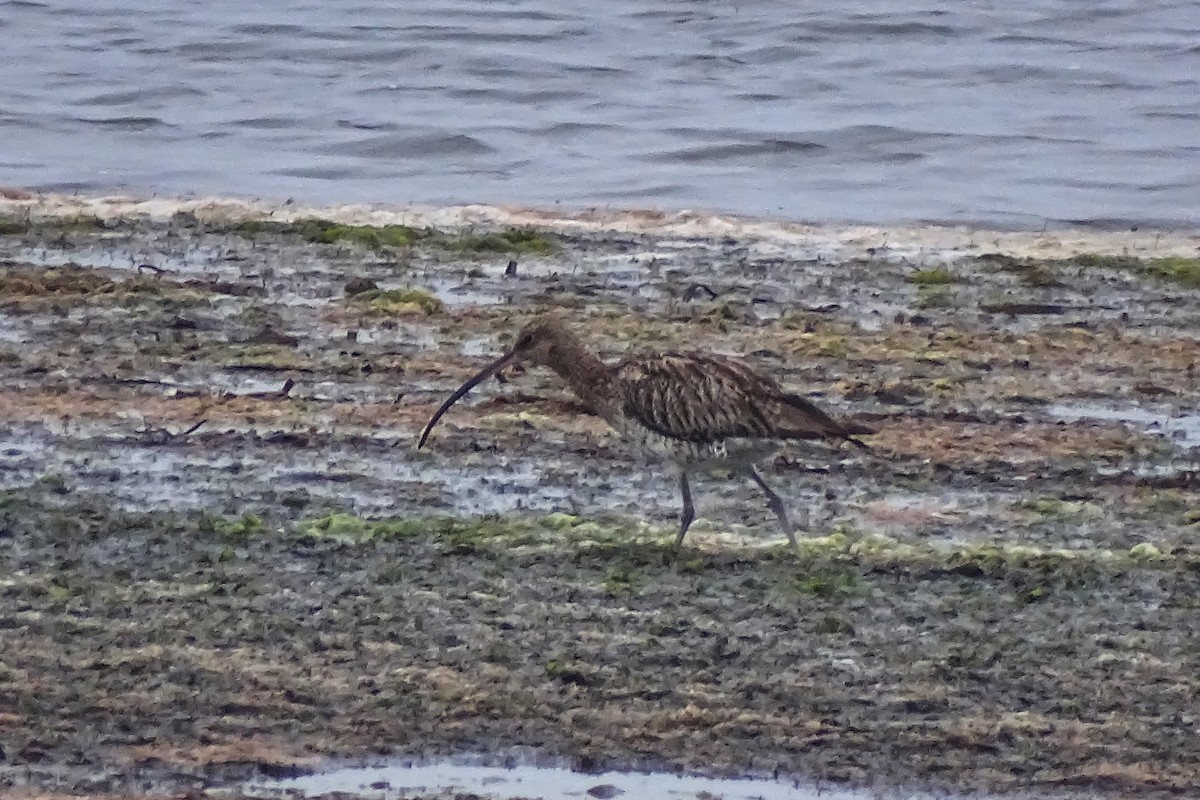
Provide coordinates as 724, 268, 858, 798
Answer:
0, 194, 1198, 799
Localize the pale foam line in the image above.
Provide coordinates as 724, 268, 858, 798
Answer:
2, 190, 1198, 262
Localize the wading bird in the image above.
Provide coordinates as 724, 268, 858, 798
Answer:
417, 315, 874, 550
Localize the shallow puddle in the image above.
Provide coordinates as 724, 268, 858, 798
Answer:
1047, 403, 1200, 446
426, 277, 511, 307
14, 239, 224, 277
0, 316, 30, 343
248, 759, 970, 800
0, 422, 647, 519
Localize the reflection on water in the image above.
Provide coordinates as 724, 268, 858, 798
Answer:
249, 758, 977, 800
1047, 403, 1200, 446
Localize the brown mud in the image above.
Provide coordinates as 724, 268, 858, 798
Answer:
0, 196, 1198, 799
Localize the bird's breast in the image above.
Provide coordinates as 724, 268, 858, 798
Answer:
614, 421, 780, 471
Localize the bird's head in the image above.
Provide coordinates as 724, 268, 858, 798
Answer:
416, 314, 573, 448
506, 314, 572, 369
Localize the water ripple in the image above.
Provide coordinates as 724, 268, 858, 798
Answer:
332, 132, 497, 159
72, 115, 172, 131
1, 0, 1197, 226
646, 139, 826, 164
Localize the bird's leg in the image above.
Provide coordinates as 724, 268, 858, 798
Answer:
675, 470, 695, 547
746, 466, 802, 552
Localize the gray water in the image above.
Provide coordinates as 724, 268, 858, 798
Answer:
2, 0, 1199, 227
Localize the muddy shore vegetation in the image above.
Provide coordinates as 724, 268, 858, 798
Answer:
0, 197, 1198, 798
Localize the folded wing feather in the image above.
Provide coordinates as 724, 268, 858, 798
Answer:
614, 353, 871, 445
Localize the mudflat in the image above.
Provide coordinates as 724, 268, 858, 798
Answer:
1, 197, 1198, 799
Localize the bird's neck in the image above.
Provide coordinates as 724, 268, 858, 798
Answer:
545, 338, 614, 415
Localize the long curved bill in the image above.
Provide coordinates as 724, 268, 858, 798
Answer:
416, 350, 517, 449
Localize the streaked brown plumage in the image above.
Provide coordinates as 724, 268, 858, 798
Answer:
418, 315, 874, 550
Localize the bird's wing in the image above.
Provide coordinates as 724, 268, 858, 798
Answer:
613, 353, 869, 444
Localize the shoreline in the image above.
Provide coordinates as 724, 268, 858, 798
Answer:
2, 189, 1198, 264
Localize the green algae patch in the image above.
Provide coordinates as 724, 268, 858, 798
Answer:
233, 218, 428, 249
440, 226, 558, 255
293, 512, 664, 556
977, 253, 1064, 287
224, 342, 310, 370
979, 253, 1200, 289
1015, 495, 1104, 518
600, 565, 644, 596
296, 513, 547, 548
780, 528, 1199, 581
0, 215, 109, 235
348, 286, 444, 316
209, 512, 267, 541
287, 512, 1199, 581
1128, 542, 1166, 561
791, 566, 868, 598
231, 218, 556, 255
297, 513, 429, 545
907, 268, 956, 286
1139, 256, 1200, 288
1135, 489, 1200, 527
973, 252, 1200, 289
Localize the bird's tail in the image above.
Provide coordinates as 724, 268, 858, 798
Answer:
838, 418, 876, 452
775, 392, 877, 451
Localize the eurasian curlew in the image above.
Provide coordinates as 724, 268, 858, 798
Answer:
418, 315, 874, 550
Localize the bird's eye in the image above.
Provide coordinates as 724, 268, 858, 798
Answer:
517, 334, 533, 347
